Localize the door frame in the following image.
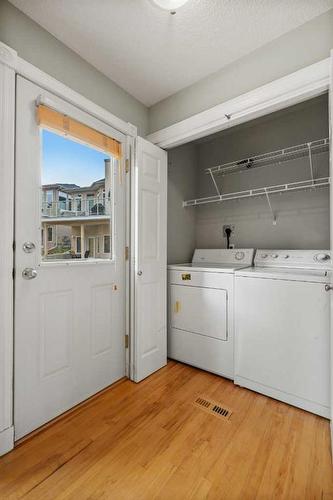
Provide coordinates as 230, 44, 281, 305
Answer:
147, 57, 330, 149
0, 40, 136, 455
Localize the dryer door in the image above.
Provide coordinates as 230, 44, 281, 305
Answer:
170, 285, 227, 340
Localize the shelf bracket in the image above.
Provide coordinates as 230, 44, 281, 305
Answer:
208, 169, 221, 196
307, 142, 314, 184
264, 188, 277, 225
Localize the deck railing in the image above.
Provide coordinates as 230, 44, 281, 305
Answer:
42, 197, 111, 218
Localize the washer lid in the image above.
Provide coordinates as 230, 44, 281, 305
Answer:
235, 266, 330, 283
168, 262, 251, 273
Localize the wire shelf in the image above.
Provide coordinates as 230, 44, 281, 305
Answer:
183, 177, 330, 207
184, 136, 330, 225
206, 138, 329, 176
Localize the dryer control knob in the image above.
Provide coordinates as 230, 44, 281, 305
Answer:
261, 253, 268, 259
315, 253, 330, 262
271, 254, 279, 259
283, 255, 290, 259
235, 251, 245, 260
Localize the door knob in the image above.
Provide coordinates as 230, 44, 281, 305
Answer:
137, 270, 143, 276
325, 284, 333, 292
23, 241, 35, 253
22, 268, 37, 280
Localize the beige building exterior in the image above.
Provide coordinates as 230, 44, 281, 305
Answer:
41, 159, 112, 260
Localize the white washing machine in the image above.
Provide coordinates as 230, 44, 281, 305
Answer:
235, 250, 331, 417
168, 249, 255, 378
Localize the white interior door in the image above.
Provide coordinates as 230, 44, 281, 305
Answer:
14, 76, 126, 439
133, 137, 167, 382
329, 50, 333, 450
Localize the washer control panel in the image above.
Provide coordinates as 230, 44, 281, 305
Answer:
255, 250, 331, 269
235, 251, 245, 261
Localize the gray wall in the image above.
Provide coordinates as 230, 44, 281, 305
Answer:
167, 143, 197, 263
0, 0, 149, 135
149, 9, 333, 133
168, 95, 329, 259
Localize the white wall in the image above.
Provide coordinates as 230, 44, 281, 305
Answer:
149, 9, 333, 133
168, 95, 330, 258
0, 0, 149, 135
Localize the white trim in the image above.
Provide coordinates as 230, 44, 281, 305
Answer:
125, 136, 133, 378
147, 58, 330, 149
0, 426, 14, 456
0, 42, 17, 69
129, 136, 137, 381
17, 57, 137, 137
329, 48, 333, 452
0, 41, 137, 138
0, 44, 15, 455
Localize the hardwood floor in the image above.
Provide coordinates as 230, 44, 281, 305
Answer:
0, 361, 332, 499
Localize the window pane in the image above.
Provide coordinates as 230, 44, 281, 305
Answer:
76, 237, 81, 253
40, 223, 112, 260
47, 227, 53, 242
104, 235, 111, 254
41, 129, 113, 261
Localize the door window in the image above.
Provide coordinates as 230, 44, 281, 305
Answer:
41, 129, 114, 262
76, 236, 81, 254
104, 235, 111, 254
47, 226, 53, 242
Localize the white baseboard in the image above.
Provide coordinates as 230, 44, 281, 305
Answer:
0, 426, 14, 456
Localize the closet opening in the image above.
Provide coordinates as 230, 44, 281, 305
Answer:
165, 92, 330, 416
167, 93, 329, 263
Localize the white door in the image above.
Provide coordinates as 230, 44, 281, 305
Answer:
14, 76, 126, 439
132, 137, 167, 382
329, 50, 333, 450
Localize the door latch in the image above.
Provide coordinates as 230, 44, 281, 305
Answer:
23, 241, 36, 253
22, 268, 38, 280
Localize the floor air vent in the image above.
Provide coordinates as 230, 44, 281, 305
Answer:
194, 397, 232, 420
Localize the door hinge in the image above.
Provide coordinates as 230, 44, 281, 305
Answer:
125, 159, 130, 174
12, 268, 15, 279
12, 241, 16, 251
125, 246, 129, 261
125, 334, 129, 349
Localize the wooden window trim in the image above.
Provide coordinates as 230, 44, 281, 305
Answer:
36, 104, 121, 159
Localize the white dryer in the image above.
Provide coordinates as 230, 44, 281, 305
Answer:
168, 249, 255, 378
235, 250, 331, 417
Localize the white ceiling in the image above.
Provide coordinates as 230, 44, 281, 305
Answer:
9, 0, 333, 106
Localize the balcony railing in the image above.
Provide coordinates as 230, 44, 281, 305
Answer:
42, 197, 111, 218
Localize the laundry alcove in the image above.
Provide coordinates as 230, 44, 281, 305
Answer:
167, 93, 330, 263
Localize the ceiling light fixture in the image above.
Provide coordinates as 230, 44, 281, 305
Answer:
151, 0, 190, 14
